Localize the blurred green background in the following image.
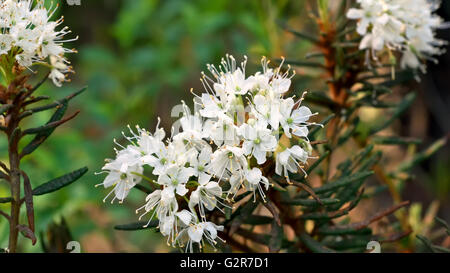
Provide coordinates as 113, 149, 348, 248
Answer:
0, 0, 448, 252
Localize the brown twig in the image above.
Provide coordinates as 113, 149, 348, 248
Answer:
346, 200, 410, 230
0, 210, 10, 221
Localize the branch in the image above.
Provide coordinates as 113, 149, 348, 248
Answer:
0, 210, 10, 221
21, 111, 80, 136
263, 200, 281, 226
22, 73, 50, 99
342, 201, 410, 230
0, 170, 10, 182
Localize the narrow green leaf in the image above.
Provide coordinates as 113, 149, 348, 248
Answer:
284, 197, 340, 206
21, 102, 68, 157
291, 151, 330, 182
20, 87, 86, 119
396, 136, 448, 173
372, 136, 422, 145
228, 200, 259, 234
299, 234, 336, 253
317, 226, 372, 236
242, 215, 273, 225
298, 171, 373, 198
283, 59, 326, 69
305, 52, 325, 59
370, 92, 416, 135
0, 197, 12, 203
432, 245, 450, 253
325, 237, 370, 250
278, 20, 319, 43
308, 114, 335, 139
33, 167, 88, 196
21, 171, 35, 243
114, 220, 158, 231
0, 104, 13, 114
269, 221, 283, 252
22, 109, 79, 136
416, 235, 436, 253
435, 217, 449, 230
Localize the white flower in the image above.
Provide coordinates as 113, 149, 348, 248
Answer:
136, 189, 180, 244
279, 95, 315, 138
189, 147, 212, 178
347, 0, 447, 70
0, 0, 77, 86
0, 34, 13, 55
189, 173, 223, 218
275, 145, 310, 184
205, 117, 240, 147
176, 221, 224, 252
208, 54, 251, 96
98, 55, 321, 253
245, 167, 270, 201
239, 121, 277, 164
98, 151, 143, 203
210, 146, 248, 182
157, 165, 195, 197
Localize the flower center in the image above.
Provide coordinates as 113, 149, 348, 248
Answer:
253, 138, 261, 144
287, 117, 293, 125
120, 173, 127, 180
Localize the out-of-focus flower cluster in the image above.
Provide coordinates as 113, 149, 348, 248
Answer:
347, 0, 448, 71
98, 55, 320, 252
0, 0, 77, 86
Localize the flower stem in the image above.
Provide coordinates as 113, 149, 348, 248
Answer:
7, 102, 22, 253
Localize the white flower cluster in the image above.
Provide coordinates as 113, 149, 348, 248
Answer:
0, 0, 77, 86
347, 0, 447, 71
98, 55, 319, 252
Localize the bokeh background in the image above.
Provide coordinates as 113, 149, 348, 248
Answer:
0, 0, 448, 252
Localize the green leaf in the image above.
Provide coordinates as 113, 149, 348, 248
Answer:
304, 92, 338, 109
372, 136, 422, 145
284, 197, 340, 207
369, 92, 416, 135
290, 151, 330, 182
114, 220, 158, 231
269, 220, 283, 252
337, 118, 359, 146
277, 20, 319, 43
20, 87, 87, 119
317, 226, 372, 236
435, 217, 450, 236
416, 235, 435, 253
396, 136, 448, 173
21, 171, 35, 244
242, 215, 274, 225
33, 167, 88, 196
20, 102, 68, 158
305, 52, 325, 59
301, 190, 363, 220
308, 114, 335, 139
0, 104, 13, 114
283, 59, 326, 69
21, 109, 79, 136
228, 200, 259, 234
298, 171, 373, 198
325, 237, 370, 250
0, 197, 12, 203
299, 234, 336, 253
